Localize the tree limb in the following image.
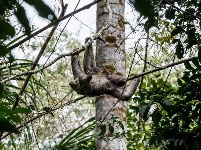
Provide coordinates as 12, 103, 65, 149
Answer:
0, 95, 86, 140
128, 56, 197, 80
1, 16, 111, 84
11, 5, 68, 111
8, 0, 103, 50
164, 0, 201, 20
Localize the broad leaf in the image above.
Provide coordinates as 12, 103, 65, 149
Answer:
0, 20, 15, 40
99, 124, 106, 136
144, 18, 158, 32
14, 4, 31, 35
13, 107, 31, 114
109, 124, 114, 134
129, 0, 155, 19
171, 26, 183, 37
0, 118, 19, 133
192, 58, 200, 69
184, 61, 194, 70
175, 41, 184, 59
24, 0, 57, 21
165, 7, 176, 20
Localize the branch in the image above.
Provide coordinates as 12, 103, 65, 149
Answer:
139, 31, 149, 94
1, 50, 77, 84
0, 95, 86, 140
128, 56, 197, 80
8, 0, 103, 50
1, 13, 111, 84
164, 0, 201, 20
11, 5, 68, 110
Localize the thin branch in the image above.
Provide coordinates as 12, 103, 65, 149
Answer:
163, 56, 175, 86
139, 31, 149, 93
1, 51, 78, 84
128, 56, 197, 81
164, 0, 201, 20
0, 95, 86, 140
11, 5, 68, 110
60, 0, 65, 9
8, 0, 103, 50
138, 31, 149, 131
1, 18, 111, 84
42, 0, 81, 67
136, 50, 159, 68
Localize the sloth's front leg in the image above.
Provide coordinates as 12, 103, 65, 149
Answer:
71, 48, 85, 79
70, 48, 86, 94
113, 78, 140, 101
84, 37, 97, 75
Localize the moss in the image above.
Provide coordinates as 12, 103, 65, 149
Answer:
118, 17, 124, 30
103, 65, 116, 75
105, 36, 117, 43
116, 72, 123, 76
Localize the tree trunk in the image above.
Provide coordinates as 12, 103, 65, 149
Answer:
96, 0, 126, 149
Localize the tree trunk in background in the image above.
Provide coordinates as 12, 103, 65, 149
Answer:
96, 0, 126, 149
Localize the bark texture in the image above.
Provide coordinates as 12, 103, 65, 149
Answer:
69, 40, 140, 101
96, 0, 127, 149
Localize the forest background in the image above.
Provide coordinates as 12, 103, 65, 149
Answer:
0, 0, 201, 149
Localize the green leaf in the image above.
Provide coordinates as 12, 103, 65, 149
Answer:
13, 107, 31, 114
58, 117, 95, 146
155, 74, 161, 78
152, 110, 162, 125
9, 114, 21, 123
142, 82, 146, 88
129, 0, 155, 19
172, 39, 180, 44
186, 39, 197, 49
192, 58, 200, 68
151, 79, 157, 88
171, 26, 183, 37
109, 124, 114, 134
176, 41, 184, 59
118, 121, 124, 130
165, 7, 176, 20
86, 117, 95, 123
0, 83, 4, 98
14, 4, 31, 35
198, 46, 201, 62
132, 96, 141, 102
184, 61, 194, 70
23, 0, 57, 21
129, 105, 139, 113
0, 20, 15, 40
177, 78, 184, 86
182, 71, 190, 82
144, 18, 158, 32
157, 78, 164, 85
99, 124, 106, 136
0, 118, 19, 133
0, 103, 12, 115
43, 107, 54, 117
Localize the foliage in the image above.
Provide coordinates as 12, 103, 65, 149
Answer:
129, 0, 158, 32
53, 117, 96, 150
0, 0, 56, 58
0, 59, 36, 133
1, 0, 201, 149
127, 0, 201, 149
131, 62, 200, 149
129, 0, 201, 59
0, 0, 58, 146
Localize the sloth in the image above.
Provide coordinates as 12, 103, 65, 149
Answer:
69, 38, 140, 101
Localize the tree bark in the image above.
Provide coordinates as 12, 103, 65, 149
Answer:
96, 0, 127, 149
